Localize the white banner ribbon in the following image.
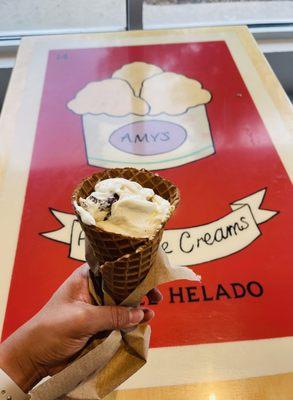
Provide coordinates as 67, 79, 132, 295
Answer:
42, 189, 277, 266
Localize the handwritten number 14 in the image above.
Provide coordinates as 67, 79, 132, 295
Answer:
56, 53, 69, 60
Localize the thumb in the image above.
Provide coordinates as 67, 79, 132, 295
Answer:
85, 305, 145, 333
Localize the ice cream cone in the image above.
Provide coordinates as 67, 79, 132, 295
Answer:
72, 168, 180, 303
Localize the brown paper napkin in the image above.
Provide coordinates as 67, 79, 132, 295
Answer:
31, 249, 200, 400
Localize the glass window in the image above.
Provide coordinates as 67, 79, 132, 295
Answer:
144, 0, 293, 28
0, 0, 126, 38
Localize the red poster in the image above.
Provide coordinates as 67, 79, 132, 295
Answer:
2, 40, 293, 352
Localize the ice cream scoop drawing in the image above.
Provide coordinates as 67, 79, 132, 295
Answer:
67, 61, 214, 170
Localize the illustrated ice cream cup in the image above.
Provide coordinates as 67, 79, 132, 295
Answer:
68, 62, 214, 170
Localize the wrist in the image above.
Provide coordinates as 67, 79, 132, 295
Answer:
0, 328, 43, 393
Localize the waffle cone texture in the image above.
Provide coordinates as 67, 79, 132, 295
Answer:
72, 168, 180, 303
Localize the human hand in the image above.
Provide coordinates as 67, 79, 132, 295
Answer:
0, 264, 162, 393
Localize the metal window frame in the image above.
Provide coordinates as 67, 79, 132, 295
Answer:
127, 0, 143, 30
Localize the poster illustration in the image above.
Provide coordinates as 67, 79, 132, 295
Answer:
67, 61, 214, 170
2, 38, 293, 358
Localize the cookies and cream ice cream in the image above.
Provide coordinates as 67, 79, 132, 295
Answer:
74, 178, 172, 238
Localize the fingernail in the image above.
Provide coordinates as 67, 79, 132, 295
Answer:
129, 308, 144, 325
143, 308, 155, 319
142, 307, 152, 313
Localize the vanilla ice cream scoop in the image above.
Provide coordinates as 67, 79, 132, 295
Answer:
67, 78, 149, 116
140, 71, 211, 115
74, 178, 172, 238
112, 62, 163, 96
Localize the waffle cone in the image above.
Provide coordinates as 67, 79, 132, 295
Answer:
72, 168, 180, 303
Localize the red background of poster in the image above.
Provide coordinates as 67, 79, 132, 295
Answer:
2, 41, 293, 347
